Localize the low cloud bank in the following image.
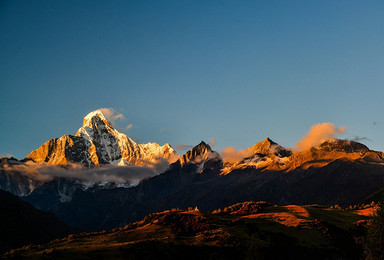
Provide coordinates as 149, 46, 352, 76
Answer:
2, 160, 169, 186
295, 123, 346, 151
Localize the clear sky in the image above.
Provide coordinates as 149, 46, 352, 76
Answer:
1, 0, 383, 159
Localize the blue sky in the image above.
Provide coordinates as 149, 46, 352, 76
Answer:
1, 0, 383, 159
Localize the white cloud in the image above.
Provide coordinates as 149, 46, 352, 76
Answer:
99, 108, 125, 127
295, 123, 347, 151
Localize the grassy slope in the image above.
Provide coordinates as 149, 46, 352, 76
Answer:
3, 202, 369, 260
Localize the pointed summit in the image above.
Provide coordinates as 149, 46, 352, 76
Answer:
82, 110, 112, 129
177, 141, 223, 174
190, 141, 212, 155
179, 141, 220, 165
246, 137, 292, 158
75, 110, 124, 164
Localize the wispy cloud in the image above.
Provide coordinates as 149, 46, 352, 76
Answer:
99, 108, 125, 127
175, 144, 193, 150
295, 123, 346, 151
209, 138, 216, 147
125, 124, 133, 131
97, 108, 135, 133
350, 136, 371, 142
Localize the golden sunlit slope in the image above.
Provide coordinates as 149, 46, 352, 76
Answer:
25, 135, 91, 165
4, 201, 372, 259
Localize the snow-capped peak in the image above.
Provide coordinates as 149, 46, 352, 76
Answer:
74, 110, 178, 166
82, 110, 112, 128
179, 141, 221, 165
246, 137, 292, 158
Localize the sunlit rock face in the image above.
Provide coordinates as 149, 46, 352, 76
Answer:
178, 141, 223, 174
26, 110, 178, 167
180, 141, 219, 165
75, 110, 131, 165
25, 135, 91, 165
245, 137, 292, 158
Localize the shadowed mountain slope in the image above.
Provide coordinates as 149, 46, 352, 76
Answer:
0, 190, 71, 254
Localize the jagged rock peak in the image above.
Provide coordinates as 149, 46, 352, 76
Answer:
180, 141, 219, 165
315, 138, 370, 153
247, 137, 292, 158
75, 110, 124, 164
82, 110, 112, 128
263, 137, 276, 144
192, 141, 212, 154
259, 137, 277, 147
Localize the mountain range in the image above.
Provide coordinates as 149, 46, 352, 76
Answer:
1, 110, 384, 232
26, 110, 177, 167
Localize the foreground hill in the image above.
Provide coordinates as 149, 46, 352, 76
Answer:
0, 190, 71, 254
3, 201, 371, 259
